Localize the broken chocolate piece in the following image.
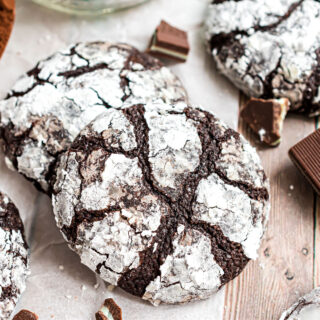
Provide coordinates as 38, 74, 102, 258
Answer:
95, 299, 122, 320
13, 310, 38, 320
147, 20, 189, 62
240, 98, 289, 146
289, 129, 320, 195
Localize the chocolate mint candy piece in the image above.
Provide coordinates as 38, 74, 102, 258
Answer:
52, 101, 269, 306
289, 129, 320, 195
204, 0, 320, 116
95, 299, 122, 320
13, 310, 38, 320
147, 20, 190, 62
0, 192, 29, 320
279, 287, 320, 320
0, 42, 187, 194
240, 98, 289, 147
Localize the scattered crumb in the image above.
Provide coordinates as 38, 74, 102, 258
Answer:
59, 265, 64, 271
289, 185, 294, 190
302, 248, 309, 256
37, 34, 52, 45
259, 262, 265, 269
264, 247, 270, 257
94, 283, 100, 290
81, 285, 86, 291
285, 269, 294, 281
107, 285, 115, 292
65, 295, 72, 300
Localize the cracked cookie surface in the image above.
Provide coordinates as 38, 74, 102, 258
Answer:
204, 0, 320, 116
0, 42, 187, 193
52, 102, 269, 305
0, 192, 29, 320
279, 287, 320, 320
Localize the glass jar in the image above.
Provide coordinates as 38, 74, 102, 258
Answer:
32, 0, 150, 15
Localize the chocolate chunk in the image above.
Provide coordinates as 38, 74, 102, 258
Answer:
240, 98, 289, 146
289, 129, 320, 195
13, 310, 38, 320
95, 299, 122, 320
147, 20, 189, 62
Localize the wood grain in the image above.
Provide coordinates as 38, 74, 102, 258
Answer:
314, 117, 320, 288
223, 94, 316, 320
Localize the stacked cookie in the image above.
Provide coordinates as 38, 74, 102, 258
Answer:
0, 41, 269, 315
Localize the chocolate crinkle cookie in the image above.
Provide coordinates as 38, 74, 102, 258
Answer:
279, 287, 320, 319
204, 0, 320, 116
0, 192, 29, 320
52, 102, 269, 306
0, 42, 187, 193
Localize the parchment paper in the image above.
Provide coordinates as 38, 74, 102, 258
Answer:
0, 0, 239, 318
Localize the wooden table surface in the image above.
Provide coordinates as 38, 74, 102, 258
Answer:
223, 94, 320, 320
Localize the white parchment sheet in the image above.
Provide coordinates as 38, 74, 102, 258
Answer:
0, 0, 239, 319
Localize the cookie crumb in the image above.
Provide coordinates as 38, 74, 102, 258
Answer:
285, 269, 295, 281
302, 248, 309, 256
264, 247, 270, 257
94, 283, 100, 290
59, 265, 64, 271
107, 285, 115, 292
289, 185, 294, 190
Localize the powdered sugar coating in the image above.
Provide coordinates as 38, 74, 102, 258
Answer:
0, 192, 29, 320
0, 42, 187, 192
52, 102, 269, 305
204, 0, 320, 115
279, 287, 320, 320
143, 226, 224, 306
144, 106, 202, 199
193, 172, 265, 259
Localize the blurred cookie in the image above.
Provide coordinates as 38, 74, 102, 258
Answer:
0, 42, 187, 193
52, 102, 269, 305
279, 287, 320, 319
13, 310, 38, 320
0, 0, 15, 59
0, 192, 29, 319
204, 0, 320, 116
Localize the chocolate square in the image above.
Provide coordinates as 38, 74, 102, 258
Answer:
147, 20, 190, 62
240, 98, 289, 146
289, 129, 320, 195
